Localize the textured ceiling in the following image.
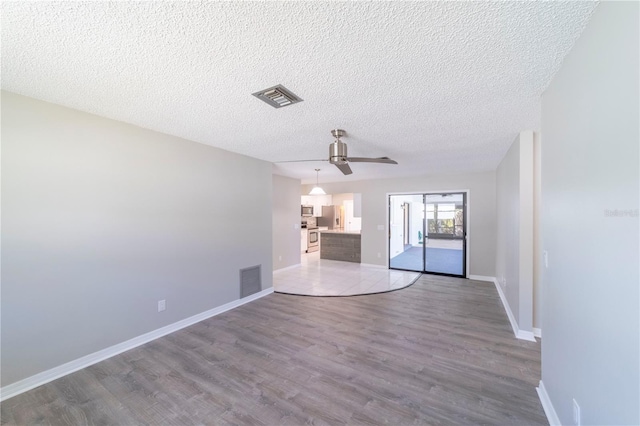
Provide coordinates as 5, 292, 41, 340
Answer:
1, 1, 597, 184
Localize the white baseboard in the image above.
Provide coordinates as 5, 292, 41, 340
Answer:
492, 278, 536, 342
533, 327, 542, 338
537, 380, 561, 426
517, 329, 536, 341
0, 288, 274, 402
273, 263, 301, 273
468, 274, 495, 282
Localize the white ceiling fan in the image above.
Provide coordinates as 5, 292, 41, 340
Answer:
280, 129, 398, 175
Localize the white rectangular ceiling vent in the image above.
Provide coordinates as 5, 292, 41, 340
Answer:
252, 84, 303, 108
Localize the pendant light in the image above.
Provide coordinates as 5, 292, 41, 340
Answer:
309, 168, 326, 195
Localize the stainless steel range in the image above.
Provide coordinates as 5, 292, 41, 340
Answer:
304, 217, 319, 253
307, 227, 319, 253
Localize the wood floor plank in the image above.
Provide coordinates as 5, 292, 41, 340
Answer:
1, 275, 547, 425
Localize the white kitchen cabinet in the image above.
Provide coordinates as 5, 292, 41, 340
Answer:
301, 194, 332, 217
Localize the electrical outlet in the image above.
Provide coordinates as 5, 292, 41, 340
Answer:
377, 225, 384, 231
572, 399, 580, 425
377, 252, 381, 258
294, 223, 299, 229
158, 300, 166, 312
543, 250, 549, 268
278, 255, 282, 261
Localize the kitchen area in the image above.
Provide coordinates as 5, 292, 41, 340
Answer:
276, 191, 420, 297
300, 193, 362, 263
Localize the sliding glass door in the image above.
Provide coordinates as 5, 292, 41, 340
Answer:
389, 192, 466, 277
389, 194, 424, 272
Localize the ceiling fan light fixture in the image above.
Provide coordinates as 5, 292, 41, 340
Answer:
309, 186, 326, 195
274, 128, 396, 177
329, 139, 348, 165
309, 168, 326, 195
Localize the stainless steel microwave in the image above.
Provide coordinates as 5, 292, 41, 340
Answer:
301, 205, 314, 216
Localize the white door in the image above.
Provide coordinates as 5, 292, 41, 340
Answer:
343, 200, 362, 232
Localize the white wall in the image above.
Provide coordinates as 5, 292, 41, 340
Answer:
541, 2, 639, 425
495, 130, 534, 334
495, 135, 521, 325
330, 193, 353, 207
302, 171, 496, 276
272, 174, 301, 270
496, 130, 534, 333
533, 131, 542, 331
1, 92, 273, 387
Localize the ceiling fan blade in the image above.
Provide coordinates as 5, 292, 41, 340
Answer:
346, 156, 398, 165
335, 162, 353, 175
275, 159, 328, 163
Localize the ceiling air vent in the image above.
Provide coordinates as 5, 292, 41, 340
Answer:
252, 84, 303, 109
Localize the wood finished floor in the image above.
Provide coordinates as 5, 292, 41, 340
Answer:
1, 275, 546, 425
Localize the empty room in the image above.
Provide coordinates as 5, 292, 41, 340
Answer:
1, 2, 638, 425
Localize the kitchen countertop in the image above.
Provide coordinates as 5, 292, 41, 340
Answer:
320, 229, 361, 235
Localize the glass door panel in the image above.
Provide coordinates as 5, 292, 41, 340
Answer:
389, 192, 466, 277
389, 194, 425, 272
424, 193, 465, 276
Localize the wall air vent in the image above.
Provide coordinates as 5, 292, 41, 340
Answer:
252, 84, 303, 108
240, 265, 262, 298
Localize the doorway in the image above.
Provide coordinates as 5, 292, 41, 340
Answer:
388, 192, 467, 277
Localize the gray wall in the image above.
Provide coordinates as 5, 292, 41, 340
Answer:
495, 131, 534, 333
302, 171, 496, 277
1, 92, 273, 386
541, 2, 639, 425
272, 174, 301, 270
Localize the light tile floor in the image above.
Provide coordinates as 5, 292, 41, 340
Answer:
274, 251, 421, 296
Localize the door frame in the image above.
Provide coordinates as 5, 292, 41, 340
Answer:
386, 189, 470, 278
402, 202, 410, 246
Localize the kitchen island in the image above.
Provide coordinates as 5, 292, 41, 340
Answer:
320, 229, 361, 263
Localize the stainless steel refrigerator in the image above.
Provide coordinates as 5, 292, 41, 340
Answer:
318, 205, 342, 229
